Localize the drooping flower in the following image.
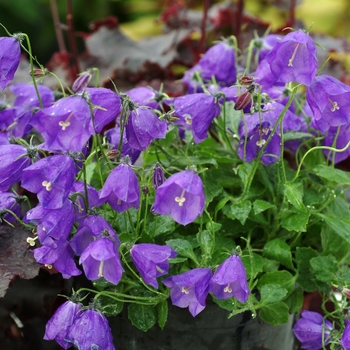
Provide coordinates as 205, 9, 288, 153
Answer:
265, 29, 317, 86
210, 255, 250, 302
0, 191, 22, 224
322, 124, 350, 164
21, 155, 76, 209
293, 310, 333, 350
30, 95, 94, 152
0, 36, 21, 90
256, 34, 282, 62
125, 86, 163, 110
152, 169, 205, 225
306, 75, 350, 132
162, 267, 213, 317
67, 309, 115, 350
341, 320, 350, 350
79, 236, 124, 285
169, 93, 220, 143
99, 163, 140, 212
44, 300, 82, 349
130, 243, 177, 288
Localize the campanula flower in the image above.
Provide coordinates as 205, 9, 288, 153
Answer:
67, 309, 115, 350
0, 36, 21, 90
21, 155, 76, 209
79, 236, 124, 285
125, 86, 163, 110
126, 107, 168, 151
306, 75, 350, 132
265, 29, 317, 86
152, 169, 205, 225
293, 310, 333, 350
210, 255, 250, 302
341, 320, 350, 350
0, 191, 22, 224
162, 267, 213, 317
44, 300, 82, 349
99, 163, 140, 212
130, 243, 177, 288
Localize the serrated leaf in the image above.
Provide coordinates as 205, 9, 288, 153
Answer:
259, 301, 290, 325
260, 284, 288, 304
253, 199, 276, 215
281, 211, 309, 232
166, 239, 199, 264
310, 255, 338, 283
263, 238, 293, 269
313, 164, 350, 185
157, 300, 168, 330
284, 182, 307, 212
284, 287, 303, 314
128, 303, 157, 332
318, 213, 350, 243
242, 252, 264, 279
146, 215, 175, 238
257, 271, 295, 296
223, 200, 252, 225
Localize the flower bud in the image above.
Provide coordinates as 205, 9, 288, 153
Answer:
234, 90, 252, 110
239, 75, 255, 86
152, 163, 165, 190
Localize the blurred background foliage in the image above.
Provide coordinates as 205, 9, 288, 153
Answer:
0, 0, 349, 64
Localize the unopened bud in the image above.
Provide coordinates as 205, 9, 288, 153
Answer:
234, 90, 252, 110
72, 72, 92, 93
107, 149, 120, 159
152, 163, 165, 190
239, 75, 255, 86
29, 68, 47, 78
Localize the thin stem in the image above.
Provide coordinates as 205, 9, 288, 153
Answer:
50, 0, 67, 52
66, 0, 80, 76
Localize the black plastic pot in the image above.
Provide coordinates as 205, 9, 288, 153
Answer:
109, 301, 296, 350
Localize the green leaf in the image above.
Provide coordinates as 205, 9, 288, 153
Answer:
234, 161, 256, 188
283, 131, 314, 141
257, 271, 295, 296
310, 255, 338, 283
174, 155, 218, 167
166, 239, 199, 264
318, 213, 350, 243
253, 199, 276, 215
263, 258, 280, 272
212, 295, 235, 311
321, 224, 350, 257
222, 200, 252, 225
202, 171, 223, 204
241, 252, 264, 279
281, 211, 309, 232
197, 230, 215, 256
259, 301, 290, 325
146, 215, 175, 238
284, 182, 307, 212
260, 284, 288, 304
263, 238, 293, 269
313, 164, 350, 185
128, 303, 157, 332
157, 300, 168, 330
284, 287, 303, 314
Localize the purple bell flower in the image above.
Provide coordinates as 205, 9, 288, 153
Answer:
265, 29, 317, 86
30, 95, 94, 152
44, 300, 82, 349
341, 320, 350, 350
0, 191, 22, 224
99, 163, 140, 212
152, 169, 205, 225
130, 243, 177, 288
125, 86, 162, 110
0, 36, 21, 90
126, 107, 168, 151
162, 267, 213, 317
256, 34, 282, 62
210, 255, 250, 302
322, 124, 350, 164
0, 144, 32, 191
21, 155, 76, 209
293, 310, 333, 350
170, 93, 220, 143
67, 309, 115, 350
79, 236, 124, 285
306, 75, 350, 132
85, 87, 121, 133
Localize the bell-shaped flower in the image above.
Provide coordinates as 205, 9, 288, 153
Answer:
125, 86, 163, 110
169, 93, 220, 143
67, 309, 115, 350
0, 191, 22, 224
85, 87, 121, 133
79, 236, 124, 285
0, 144, 32, 191
99, 163, 140, 212
341, 320, 350, 350
0, 36, 21, 90
44, 300, 82, 349
126, 107, 168, 151
21, 155, 76, 209
30, 95, 93, 152
152, 169, 205, 225
306, 75, 350, 132
256, 34, 282, 62
293, 310, 333, 350
265, 29, 317, 86
210, 255, 250, 302
130, 243, 177, 288
162, 267, 213, 317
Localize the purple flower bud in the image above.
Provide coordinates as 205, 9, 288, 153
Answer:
265, 29, 317, 86
152, 163, 165, 190
0, 36, 21, 90
306, 75, 350, 132
80, 237, 124, 284
99, 163, 140, 212
341, 320, 350, 350
67, 309, 115, 350
72, 72, 92, 93
130, 243, 177, 288
44, 300, 82, 349
162, 267, 213, 317
21, 155, 76, 209
293, 310, 332, 349
234, 87, 254, 111
152, 169, 205, 225
210, 255, 250, 302
126, 107, 168, 151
